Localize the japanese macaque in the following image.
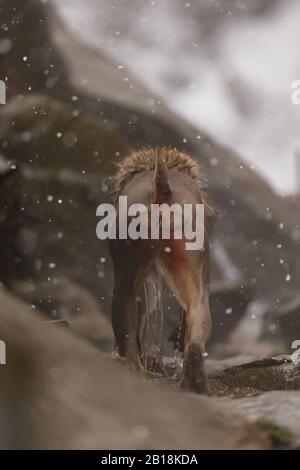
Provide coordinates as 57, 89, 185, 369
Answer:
109, 147, 214, 394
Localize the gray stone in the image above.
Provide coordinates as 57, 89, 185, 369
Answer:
0, 286, 267, 449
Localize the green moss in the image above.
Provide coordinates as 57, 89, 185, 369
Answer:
256, 418, 293, 448
102, 352, 115, 360
138, 368, 149, 379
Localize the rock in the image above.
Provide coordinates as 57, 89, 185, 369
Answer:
224, 391, 300, 449
14, 276, 113, 350
0, 0, 68, 98
209, 356, 299, 398
0, 153, 14, 180
209, 280, 253, 347
263, 293, 300, 350
158, 354, 300, 400
0, 286, 267, 449
0, 94, 125, 312
0, 154, 23, 284
222, 298, 285, 359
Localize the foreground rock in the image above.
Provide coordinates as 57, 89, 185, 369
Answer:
14, 276, 113, 350
160, 355, 300, 448
0, 287, 267, 449
224, 391, 300, 449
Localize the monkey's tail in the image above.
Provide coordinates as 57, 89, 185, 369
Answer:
152, 150, 172, 203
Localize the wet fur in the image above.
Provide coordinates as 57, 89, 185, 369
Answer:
109, 147, 213, 394
111, 147, 214, 216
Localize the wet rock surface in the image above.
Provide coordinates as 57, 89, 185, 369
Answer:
208, 356, 299, 397
224, 391, 300, 449
0, 286, 268, 450
161, 355, 300, 397
153, 355, 300, 448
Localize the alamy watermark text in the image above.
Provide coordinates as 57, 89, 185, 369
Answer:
96, 196, 205, 250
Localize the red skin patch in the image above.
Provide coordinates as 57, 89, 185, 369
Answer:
138, 230, 187, 271
162, 237, 188, 271
156, 205, 188, 270
132, 204, 189, 270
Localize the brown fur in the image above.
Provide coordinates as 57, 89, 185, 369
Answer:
111, 147, 214, 216
109, 147, 213, 394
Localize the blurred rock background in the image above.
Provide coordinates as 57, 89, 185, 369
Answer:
0, 0, 300, 449
54, 0, 300, 194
